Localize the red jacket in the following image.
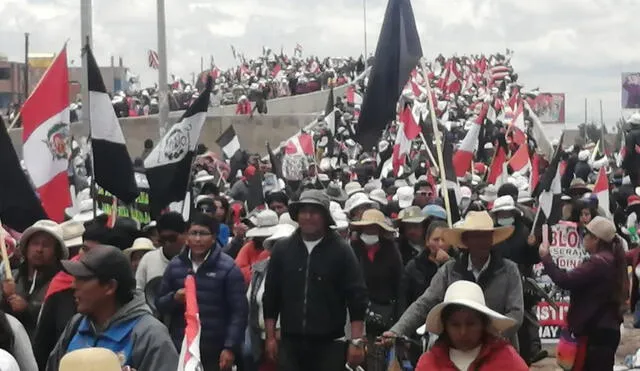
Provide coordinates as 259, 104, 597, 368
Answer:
235, 240, 270, 285
416, 337, 528, 371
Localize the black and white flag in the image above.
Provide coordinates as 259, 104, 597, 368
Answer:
216, 125, 241, 159
87, 45, 139, 204
145, 77, 213, 217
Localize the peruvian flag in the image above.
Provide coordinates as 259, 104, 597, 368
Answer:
177, 275, 203, 371
392, 107, 420, 175
487, 144, 507, 185
284, 133, 314, 155
346, 85, 363, 105
508, 142, 531, 172
21, 46, 71, 222
271, 63, 282, 77
593, 167, 611, 218
530, 153, 541, 192
453, 103, 488, 177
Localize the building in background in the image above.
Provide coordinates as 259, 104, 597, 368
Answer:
0, 52, 130, 111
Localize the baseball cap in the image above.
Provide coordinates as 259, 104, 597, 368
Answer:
61, 245, 135, 286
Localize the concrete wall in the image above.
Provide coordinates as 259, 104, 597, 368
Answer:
9, 114, 318, 160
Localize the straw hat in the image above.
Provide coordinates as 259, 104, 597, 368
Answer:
425, 280, 517, 335
585, 216, 616, 243
193, 170, 215, 184
441, 211, 514, 249
59, 348, 123, 371
567, 178, 591, 197
123, 237, 155, 258
351, 209, 396, 232
20, 220, 68, 259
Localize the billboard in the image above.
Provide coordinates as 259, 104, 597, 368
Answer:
526, 93, 565, 124
622, 72, 640, 109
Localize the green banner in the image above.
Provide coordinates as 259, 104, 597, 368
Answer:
95, 186, 151, 225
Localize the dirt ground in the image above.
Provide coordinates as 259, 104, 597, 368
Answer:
530, 315, 639, 370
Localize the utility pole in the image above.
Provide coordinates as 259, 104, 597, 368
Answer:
23, 33, 29, 103
81, 0, 93, 130
584, 98, 588, 125
157, 0, 169, 136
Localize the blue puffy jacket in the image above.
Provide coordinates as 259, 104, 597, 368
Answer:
155, 245, 248, 352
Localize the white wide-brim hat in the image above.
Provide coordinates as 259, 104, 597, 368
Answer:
20, 220, 68, 259
59, 348, 122, 371
425, 280, 517, 335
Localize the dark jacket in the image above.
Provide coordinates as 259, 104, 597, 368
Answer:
493, 219, 539, 275
46, 293, 178, 371
156, 245, 248, 351
2, 263, 59, 338
400, 251, 441, 312
397, 238, 421, 266
542, 251, 623, 335
263, 230, 368, 340
352, 239, 403, 332
623, 127, 640, 186
33, 288, 76, 370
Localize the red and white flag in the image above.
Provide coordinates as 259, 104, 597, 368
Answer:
148, 49, 160, 69
392, 107, 420, 175
21, 46, 71, 222
453, 103, 488, 177
593, 167, 611, 218
177, 275, 202, 371
346, 85, 363, 105
508, 141, 531, 172
284, 133, 314, 156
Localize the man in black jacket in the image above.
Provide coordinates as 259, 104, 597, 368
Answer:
263, 190, 368, 371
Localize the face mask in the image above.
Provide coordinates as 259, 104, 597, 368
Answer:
497, 217, 515, 226
360, 233, 379, 246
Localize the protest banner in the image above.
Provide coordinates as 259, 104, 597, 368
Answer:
525, 93, 565, 124
534, 222, 589, 342
95, 186, 151, 225
622, 72, 640, 110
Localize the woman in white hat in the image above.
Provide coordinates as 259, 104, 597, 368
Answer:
235, 209, 279, 285
415, 281, 528, 370
350, 209, 403, 370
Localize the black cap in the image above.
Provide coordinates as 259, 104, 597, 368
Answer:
61, 245, 134, 285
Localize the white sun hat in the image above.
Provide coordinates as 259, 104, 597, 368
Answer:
264, 223, 296, 250
490, 195, 520, 214
246, 209, 280, 238
344, 193, 374, 214
425, 280, 517, 335
393, 186, 414, 209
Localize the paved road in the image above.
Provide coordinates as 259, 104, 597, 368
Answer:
530, 315, 639, 370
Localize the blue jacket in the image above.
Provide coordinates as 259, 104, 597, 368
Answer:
156, 245, 248, 352
45, 293, 178, 371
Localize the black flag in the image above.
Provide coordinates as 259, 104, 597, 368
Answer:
0, 117, 47, 231
355, 0, 423, 150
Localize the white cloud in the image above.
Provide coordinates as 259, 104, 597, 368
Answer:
0, 0, 638, 124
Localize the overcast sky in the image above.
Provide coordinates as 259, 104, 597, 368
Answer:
1, 0, 638, 126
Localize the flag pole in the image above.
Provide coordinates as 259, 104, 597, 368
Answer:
420, 59, 452, 227
363, 0, 368, 69
157, 0, 169, 137
80, 0, 93, 135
